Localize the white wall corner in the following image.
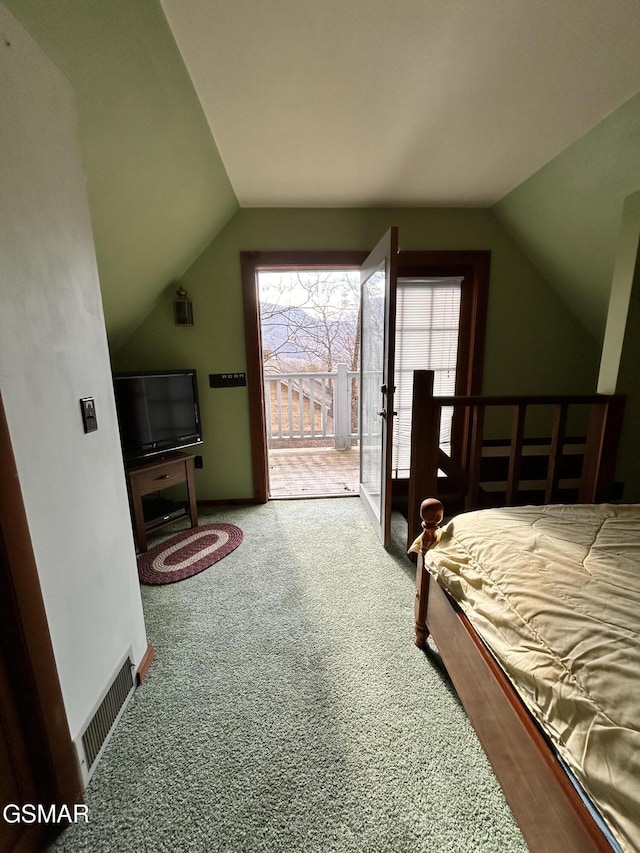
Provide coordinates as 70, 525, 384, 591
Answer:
598, 190, 640, 394
0, 3, 148, 748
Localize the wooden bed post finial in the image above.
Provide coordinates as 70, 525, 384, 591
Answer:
414, 498, 444, 649
419, 498, 444, 552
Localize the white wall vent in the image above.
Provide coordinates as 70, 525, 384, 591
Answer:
76, 652, 135, 784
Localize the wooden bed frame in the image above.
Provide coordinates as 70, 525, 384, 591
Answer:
408, 370, 628, 852
413, 498, 617, 853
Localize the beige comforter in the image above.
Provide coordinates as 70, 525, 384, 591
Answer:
419, 503, 640, 853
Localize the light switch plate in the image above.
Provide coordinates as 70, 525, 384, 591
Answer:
80, 397, 98, 433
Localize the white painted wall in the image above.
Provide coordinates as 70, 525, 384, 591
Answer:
0, 5, 147, 751
598, 190, 640, 394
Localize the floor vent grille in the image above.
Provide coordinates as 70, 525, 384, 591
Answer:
81, 655, 134, 772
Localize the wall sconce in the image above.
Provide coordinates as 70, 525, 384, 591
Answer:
174, 287, 194, 326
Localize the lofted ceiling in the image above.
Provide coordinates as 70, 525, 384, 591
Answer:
160, 0, 640, 208
6, 0, 640, 351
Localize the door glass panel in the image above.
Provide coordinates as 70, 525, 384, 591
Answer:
359, 261, 386, 521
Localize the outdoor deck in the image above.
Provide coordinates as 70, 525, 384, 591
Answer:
268, 446, 360, 498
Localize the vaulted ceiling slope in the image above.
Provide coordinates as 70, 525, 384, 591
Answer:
160, 0, 640, 207
5, 0, 238, 350
6, 0, 640, 350
495, 91, 640, 342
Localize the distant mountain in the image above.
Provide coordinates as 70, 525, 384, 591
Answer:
259, 301, 358, 369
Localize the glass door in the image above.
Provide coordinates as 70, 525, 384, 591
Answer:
359, 227, 398, 545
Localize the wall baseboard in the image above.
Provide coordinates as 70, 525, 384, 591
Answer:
136, 644, 155, 684
197, 497, 262, 507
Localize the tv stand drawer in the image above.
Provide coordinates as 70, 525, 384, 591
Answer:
125, 453, 198, 553
133, 458, 188, 493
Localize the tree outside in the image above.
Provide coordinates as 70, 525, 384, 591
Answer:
258, 271, 360, 372
258, 271, 360, 449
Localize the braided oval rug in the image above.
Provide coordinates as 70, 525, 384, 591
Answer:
137, 523, 243, 585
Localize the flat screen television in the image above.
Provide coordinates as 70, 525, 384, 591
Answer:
113, 369, 203, 465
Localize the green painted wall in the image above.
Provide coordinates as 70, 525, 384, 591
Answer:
6, 0, 238, 350
494, 92, 640, 343
115, 208, 600, 501
494, 97, 640, 500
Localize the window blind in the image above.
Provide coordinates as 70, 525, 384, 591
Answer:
392, 277, 462, 477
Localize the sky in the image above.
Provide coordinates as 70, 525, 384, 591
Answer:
258, 270, 360, 319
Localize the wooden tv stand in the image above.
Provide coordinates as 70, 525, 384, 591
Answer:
125, 452, 198, 553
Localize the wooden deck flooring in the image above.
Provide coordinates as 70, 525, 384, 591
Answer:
268, 446, 360, 498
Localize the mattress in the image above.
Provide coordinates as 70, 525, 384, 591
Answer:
417, 503, 640, 853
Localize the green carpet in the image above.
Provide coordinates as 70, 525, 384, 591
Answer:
50, 499, 526, 852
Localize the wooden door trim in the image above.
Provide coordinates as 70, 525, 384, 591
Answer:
241, 249, 490, 503
0, 392, 84, 813
396, 250, 491, 482
240, 251, 367, 503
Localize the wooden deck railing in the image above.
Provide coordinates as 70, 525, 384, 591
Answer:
407, 370, 625, 545
264, 364, 359, 449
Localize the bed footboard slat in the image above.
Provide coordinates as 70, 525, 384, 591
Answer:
580, 395, 626, 502
545, 402, 568, 503
506, 402, 526, 504
466, 404, 485, 510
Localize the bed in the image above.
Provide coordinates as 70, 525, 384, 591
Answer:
411, 500, 639, 853
406, 374, 636, 851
